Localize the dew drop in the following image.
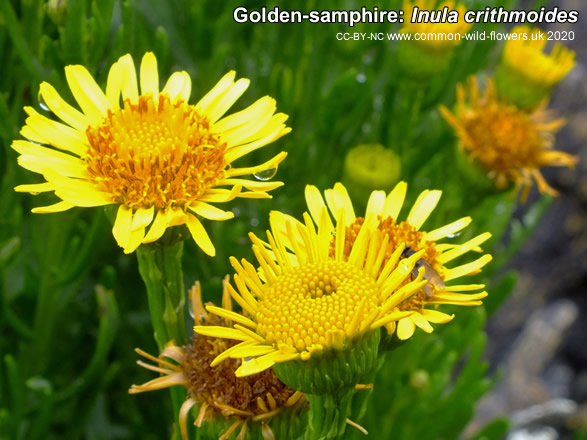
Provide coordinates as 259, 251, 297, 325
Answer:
253, 166, 277, 181
355, 73, 367, 83
446, 232, 462, 239
38, 93, 50, 112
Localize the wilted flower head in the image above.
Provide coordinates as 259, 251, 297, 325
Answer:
440, 76, 577, 201
130, 279, 305, 440
277, 182, 491, 341
13, 52, 290, 255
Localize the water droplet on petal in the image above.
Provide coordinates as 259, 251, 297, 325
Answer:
253, 166, 277, 181
38, 93, 50, 112
446, 232, 462, 239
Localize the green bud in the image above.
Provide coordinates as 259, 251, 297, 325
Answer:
47, 0, 67, 26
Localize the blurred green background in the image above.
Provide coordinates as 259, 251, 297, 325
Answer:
0, 0, 584, 439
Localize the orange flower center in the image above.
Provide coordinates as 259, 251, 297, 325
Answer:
461, 103, 545, 173
85, 94, 227, 211
335, 217, 440, 270
182, 321, 297, 417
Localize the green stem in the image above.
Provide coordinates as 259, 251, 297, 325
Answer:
305, 388, 355, 440
136, 240, 187, 349
136, 238, 187, 440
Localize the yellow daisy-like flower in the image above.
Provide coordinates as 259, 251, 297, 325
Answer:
195, 205, 427, 378
440, 76, 577, 201
502, 25, 575, 90
272, 181, 492, 341
13, 52, 290, 255
130, 280, 306, 440
402, 0, 472, 50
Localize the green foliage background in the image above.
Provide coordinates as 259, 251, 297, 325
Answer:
0, 0, 566, 438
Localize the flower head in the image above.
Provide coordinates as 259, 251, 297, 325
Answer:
497, 25, 575, 108
13, 52, 290, 255
401, 0, 472, 50
130, 279, 306, 440
273, 182, 492, 341
440, 76, 577, 201
195, 204, 426, 385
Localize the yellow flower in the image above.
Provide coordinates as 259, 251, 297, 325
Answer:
401, 0, 472, 50
272, 182, 492, 341
13, 52, 290, 255
440, 76, 577, 201
195, 204, 426, 378
502, 25, 575, 90
129, 279, 306, 440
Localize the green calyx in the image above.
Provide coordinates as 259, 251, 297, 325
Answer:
274, 331, 380, 396
495, 64, 552, 111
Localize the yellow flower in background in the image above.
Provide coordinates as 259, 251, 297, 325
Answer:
401, 0, 472, 50
130, 280, 306, 440
497, 26, 575, 109
13, 52, 290, 255
195, 204, 426, 378
502, 25, 575, 89
440, 76, 577, 201
272, 182, 491, 340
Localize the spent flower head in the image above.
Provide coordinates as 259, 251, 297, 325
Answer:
440, 76, 577, 201
273, 182, 492, 341
130, 279, 306, 440
13, 52, 290, 255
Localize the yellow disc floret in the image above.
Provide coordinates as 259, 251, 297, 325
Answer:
256, 261, 379, 354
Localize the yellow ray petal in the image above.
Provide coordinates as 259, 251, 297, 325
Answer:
425, 216, 472, 242
437, 232, 491, 264
195, 71, 236, 114
325, 183, 355, 225
207, 78, 250, 123
205, 305, 257, 328
42, 169, 114, 207
112, 205, 133, 250
420, 309, 455, 323
193, 325, 253, 342
23, 107, 88, 156
212, 96, 275, 133
406, 190, 442, 230
140, 52, 159, 99
382, 181, 407, 221
188, 201, 234, 221
162, 71, 191, 103
444, 254, 493, 281
223, 123, 291, 163
117, 54, 139, 104
14, 182, 54, 194
219, 178, 283, 192
131, 206, 155, 231
142, 210, 169, 244
186, 213, 215, 257
31, 201, 75, 213
397, 317, 416, 340
64, 65, 110, 123
365, 190, 385, 224
38, 82, 89, 131
200, 185, 242, 203
410, 312, 434, 333
210, 340, 259, 367
12, 140, 89, 178
227, 152, 287, 178
105, 58, 123, 109
305, 185, 329, 226
236, 352, 298, 377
